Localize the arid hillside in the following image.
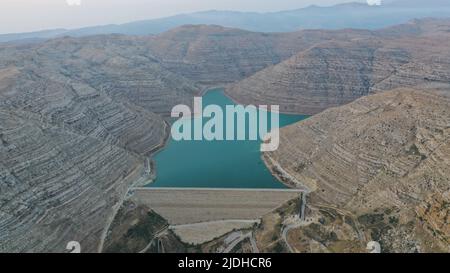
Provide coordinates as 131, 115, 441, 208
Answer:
0, 35, 198, 252
144, 25, 375, 85
264, 89, 450, 252
227, 19, 450, 114
1, 19, 450, 253
0, 24, 381, 253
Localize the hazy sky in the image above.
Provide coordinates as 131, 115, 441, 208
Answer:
0, 0, 368, 34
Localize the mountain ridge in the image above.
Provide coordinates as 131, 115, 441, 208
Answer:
2, 0, 450, 43
263, 88, 450, 252
1, 17, 450, 253
226, 18, 450, 115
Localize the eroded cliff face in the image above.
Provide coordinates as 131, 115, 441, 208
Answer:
264, 89, 450, 252
227, 19, 450, 115
0, 36, 199, 252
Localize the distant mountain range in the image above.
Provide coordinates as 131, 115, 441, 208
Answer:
1, 0, 450, 43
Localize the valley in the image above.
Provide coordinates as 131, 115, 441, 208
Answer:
227, 19, 450, 115
0, 17, 449, 253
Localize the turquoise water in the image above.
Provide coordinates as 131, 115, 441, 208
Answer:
148, 89, 308, 189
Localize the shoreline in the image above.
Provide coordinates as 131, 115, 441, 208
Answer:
261, 152, 310, 192
222, 87, 318, 116
198, 84, 230, 96
145, 86, 313, 190
221, 86, 313, 191
135, 120, 172, 188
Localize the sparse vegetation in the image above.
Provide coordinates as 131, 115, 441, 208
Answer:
103, 204, 168, 253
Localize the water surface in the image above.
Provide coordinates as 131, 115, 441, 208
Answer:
149, 89, 308, 189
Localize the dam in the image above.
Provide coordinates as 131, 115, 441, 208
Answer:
135, 89, 309, 243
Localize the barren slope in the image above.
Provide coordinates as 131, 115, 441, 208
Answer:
0, 26, 350, 252
145, 25, 374, 85
227, 19, 450, 114
0, 36, 198, 252
2, 20, 450, 253
264, 89, 450, 251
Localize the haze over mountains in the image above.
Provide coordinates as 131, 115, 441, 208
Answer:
1, 0, 450, 43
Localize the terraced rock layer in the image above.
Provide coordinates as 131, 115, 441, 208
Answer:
264, 89, 450, 251
2, 20, 450, 253
227, 19, 450, 114
0, 36, 197, 252
144, 25, 375, 85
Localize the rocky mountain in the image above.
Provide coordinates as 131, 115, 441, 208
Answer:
144, 25, 374, 85
0, 24, 350, 252
0, 35, 199, 252
227, 19, 450, 114
2, 0, 450, 43
1, 18, 450, 253
263, 89, 450, 252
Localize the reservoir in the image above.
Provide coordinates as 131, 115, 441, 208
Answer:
148, 89, 309, 189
